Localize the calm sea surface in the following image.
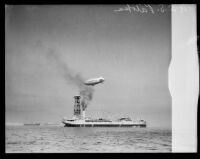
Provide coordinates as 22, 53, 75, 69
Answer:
6, 126, 171, 153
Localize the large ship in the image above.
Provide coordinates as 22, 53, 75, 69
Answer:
62, 96, 146, 127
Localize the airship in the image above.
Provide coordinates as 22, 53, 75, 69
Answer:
84, 77, 105, 86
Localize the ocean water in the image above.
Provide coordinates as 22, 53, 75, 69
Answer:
6, 126, 171, 153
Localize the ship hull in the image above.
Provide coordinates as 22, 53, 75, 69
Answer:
63, 123, 146, 127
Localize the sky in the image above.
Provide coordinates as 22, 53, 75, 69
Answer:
5, 5, 171, 128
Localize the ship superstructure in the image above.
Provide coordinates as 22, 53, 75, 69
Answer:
62, 96, 146, 127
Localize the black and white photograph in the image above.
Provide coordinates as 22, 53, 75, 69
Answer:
5, 4, 197, 153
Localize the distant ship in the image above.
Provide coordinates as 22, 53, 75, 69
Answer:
24, 122, 40, 126
62, 96, 147, 127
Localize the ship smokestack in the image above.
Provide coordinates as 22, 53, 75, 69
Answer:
74, 95, 81, 119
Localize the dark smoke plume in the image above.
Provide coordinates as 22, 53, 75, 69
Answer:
47, 48, 94, 110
